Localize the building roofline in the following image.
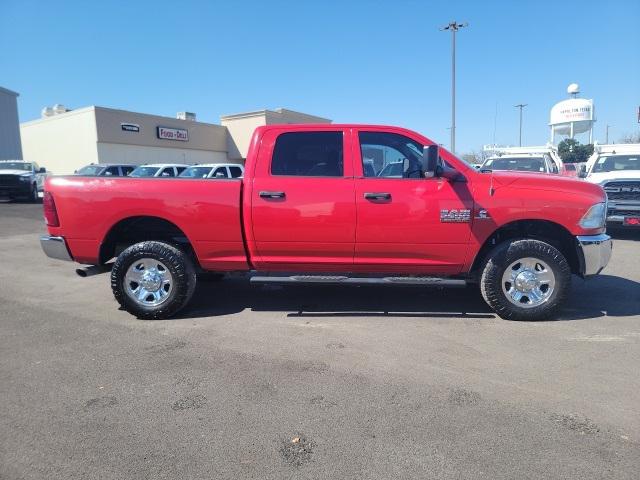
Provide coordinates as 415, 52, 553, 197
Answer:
93, 106, 223, 127
0, 86, 20, 97
220, 108, 331, 122
20, 105, 226, 128
20, 106, 96, 127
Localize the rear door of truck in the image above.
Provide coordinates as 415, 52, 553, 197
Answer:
249, 127, 356, 271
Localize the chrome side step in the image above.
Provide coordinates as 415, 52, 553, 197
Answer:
250, 275, 467, 287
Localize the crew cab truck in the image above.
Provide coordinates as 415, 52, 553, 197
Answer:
581, 143, 640, 228
41, 124, 612, 321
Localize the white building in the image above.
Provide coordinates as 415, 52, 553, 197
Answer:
20, 106, 330, 174
0, 86, 23, 160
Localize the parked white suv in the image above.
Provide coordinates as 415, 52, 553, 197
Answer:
582, 143, 640, 227
179, 163, 244, 179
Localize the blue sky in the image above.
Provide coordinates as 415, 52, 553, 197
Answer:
1, 0, 639, 154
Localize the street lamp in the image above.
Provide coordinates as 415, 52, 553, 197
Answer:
606, 124, 612, 143
441, 21, 468, 154
514, 103, 527, 146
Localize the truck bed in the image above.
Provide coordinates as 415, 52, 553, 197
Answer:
45, 176, 249, 270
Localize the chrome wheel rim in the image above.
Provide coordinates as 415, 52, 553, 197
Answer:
501, 257, 555, 308
124, 258, 173, 307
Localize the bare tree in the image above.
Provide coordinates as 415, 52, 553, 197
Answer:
618, 131, 640, 144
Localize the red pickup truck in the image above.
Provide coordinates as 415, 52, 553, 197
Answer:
41, 124, 612, 321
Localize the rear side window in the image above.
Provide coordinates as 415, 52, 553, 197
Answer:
121, 166, 135, 176
229, 166, 243, 178
271, 131, 343, 176
160, 167, 175, 177
212, 167, 229, 178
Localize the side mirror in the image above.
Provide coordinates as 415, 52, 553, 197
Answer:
423, 145, 440, 178
38, 167, 46, 173
578, 170, 588, 178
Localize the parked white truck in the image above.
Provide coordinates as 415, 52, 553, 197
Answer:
481, 145, 565, 175
581, 143, 640, 228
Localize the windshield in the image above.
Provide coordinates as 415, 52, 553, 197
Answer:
591, 154, 640, 173
482, 156, 547, 173
179, 166, 213, 178
130, 166, 160, 177
0, 162, 32, 171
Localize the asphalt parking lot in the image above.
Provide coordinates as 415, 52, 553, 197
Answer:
1, 202, 639, 479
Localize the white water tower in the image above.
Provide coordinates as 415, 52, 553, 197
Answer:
549, 84, 595, 143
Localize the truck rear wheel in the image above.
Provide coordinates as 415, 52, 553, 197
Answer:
480, 239, 571, 321
111, 241, 196, 319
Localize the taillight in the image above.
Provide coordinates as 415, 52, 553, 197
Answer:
43, 191, 60, 227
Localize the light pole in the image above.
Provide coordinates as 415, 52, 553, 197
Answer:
441, 21, 468, 154
514, 103, 527, 146
606, 124, 612, 143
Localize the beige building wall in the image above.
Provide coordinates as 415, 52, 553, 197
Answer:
96, 143, 227, 165
94, 107, 227, 152
221, 108, 331, 161
20, 108, 98, 175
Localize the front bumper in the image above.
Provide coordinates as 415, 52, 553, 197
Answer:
40, 235, 73, 261
606, 203, 640, 227
0, 183, 31, 197
576, 234, 612, 276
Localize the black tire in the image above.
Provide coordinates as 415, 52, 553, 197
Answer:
27, 183, 39, 203
480, 239, 571, 321
111, 241, 196, 319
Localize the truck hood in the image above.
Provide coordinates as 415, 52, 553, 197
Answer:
488, 170, 605, 200
0, 169, 30, 176
585, 171, 640, 185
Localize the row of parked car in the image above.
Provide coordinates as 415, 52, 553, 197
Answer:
74, 162, 245, 179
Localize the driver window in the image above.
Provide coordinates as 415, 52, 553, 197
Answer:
359, 131, 425, 178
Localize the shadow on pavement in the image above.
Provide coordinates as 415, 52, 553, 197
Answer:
179, 276, 495, 320
177, 273, 640, 322
608, 228, 640, 242
560, 275, 640, 320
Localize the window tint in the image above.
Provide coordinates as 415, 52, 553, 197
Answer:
229, 166, 243, 178
176, 167, 187, 174
271, 131, 343, 176
121, 166, 135, 176
359, 132, 425, 178
160, 167, 175, 177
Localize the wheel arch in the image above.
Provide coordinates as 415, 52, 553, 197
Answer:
99, 215, 198, 266
470, 219, 580, 278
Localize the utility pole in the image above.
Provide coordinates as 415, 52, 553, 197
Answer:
514, 103, 527, 146
441, 21, 468, 154
606, 124, 611, 143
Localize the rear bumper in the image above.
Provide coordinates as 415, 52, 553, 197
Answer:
40, 235, 73, 261
576, 234, 612, 276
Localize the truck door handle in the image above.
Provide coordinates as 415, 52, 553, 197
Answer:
259, 191, 286, 199
364, 192, 391, 201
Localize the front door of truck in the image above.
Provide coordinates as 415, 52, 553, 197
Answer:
250, 128, 356, 271
353, 129, 474, 275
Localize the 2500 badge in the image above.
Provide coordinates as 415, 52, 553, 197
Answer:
440, 209, 471, 223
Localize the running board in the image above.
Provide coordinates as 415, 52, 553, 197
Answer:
250, 275, 467, 287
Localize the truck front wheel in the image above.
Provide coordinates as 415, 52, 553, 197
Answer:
480, 239, 571, 321
111, 241, 196, 319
